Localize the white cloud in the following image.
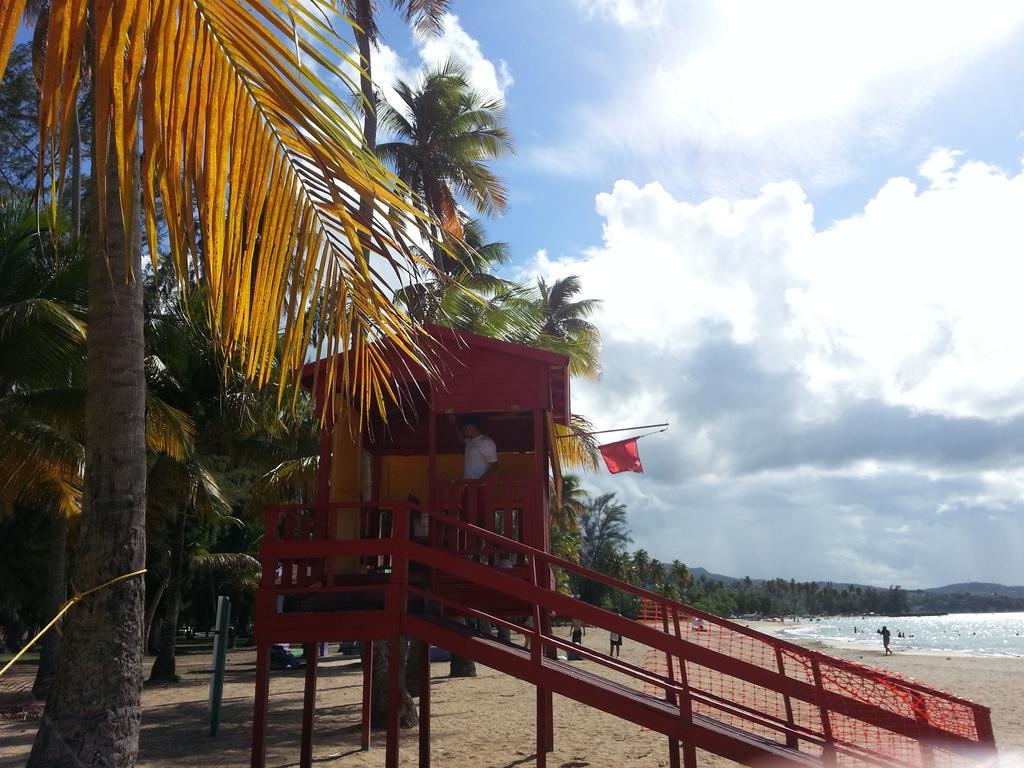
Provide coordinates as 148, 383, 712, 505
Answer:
573, 0, 666, 27
541, 1, 1024, 191
369, 42, 421, 113
527, 150, 1024, 583
417, 14, 513, 101
364, 14, 512, 110
791, 153, 1024, 419
535, 149, 1024, 421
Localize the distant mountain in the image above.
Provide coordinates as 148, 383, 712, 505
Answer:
689, 567, 743, 585
689, 568, 1024, 596
926, 582, 1024, 598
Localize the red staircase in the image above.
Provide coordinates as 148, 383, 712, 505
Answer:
253, 501, 997, 768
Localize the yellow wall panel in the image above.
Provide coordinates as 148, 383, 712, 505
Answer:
330, 409, 362, 573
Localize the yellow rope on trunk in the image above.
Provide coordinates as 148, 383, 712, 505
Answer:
0, 568, 147, 679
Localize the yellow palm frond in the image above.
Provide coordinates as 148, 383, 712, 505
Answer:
554, 414, 601, 472
0, 411, 83, 518
0, 1, 26, 80
1, 0, 440, 421
144, 394, 196, 462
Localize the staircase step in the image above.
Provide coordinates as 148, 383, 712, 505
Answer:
409, 611, 820, 768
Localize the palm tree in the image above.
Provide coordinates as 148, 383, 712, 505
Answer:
378, 59, 513, 239
344, 0, 449, 153
378, 60, 512, 683
396, 216, 514, 325
575, 493, 632, 605
0, 200, 82, 699
144, 282, 320, 683
670, 559, 691, 601
534, 275, 602, 379
146, 457, 231, 682
342, 0, 451, 728
631, 549, 652, 588
550, 473, 590, 532
1, 3, 444, 764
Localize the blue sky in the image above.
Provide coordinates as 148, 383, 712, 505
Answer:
364, 1, 1024, 589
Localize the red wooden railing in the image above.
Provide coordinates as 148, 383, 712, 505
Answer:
257, 501, 996, 768
437, 479, 528, 565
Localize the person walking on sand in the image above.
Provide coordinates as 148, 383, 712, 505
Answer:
609, 629, 622, 657
878, 625, 893, 655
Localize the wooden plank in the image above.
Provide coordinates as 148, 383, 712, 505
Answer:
419, 640, 431, 768
300, 644, 318, 768
250, 644, 271, 768
361, 642, 372, 751
385, 638, 401, 768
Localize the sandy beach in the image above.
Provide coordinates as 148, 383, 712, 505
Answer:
2, 622, 1021, 767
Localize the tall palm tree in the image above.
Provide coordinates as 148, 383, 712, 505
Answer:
378, 60, 512, 682
535, 275, 602, 379
670, 559, 691, 600
1, 3, 444, 764
378, 59, 513, 239
342, 0, 451, 728
631, 549, 652, 588
574, 493, 632, 604
344, 0, 450, 153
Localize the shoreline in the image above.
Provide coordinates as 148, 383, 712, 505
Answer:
743, 618, 1024, 661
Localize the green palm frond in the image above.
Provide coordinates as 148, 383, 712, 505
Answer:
0, 201, 87, 388
249, 455, 319, 508
146, 454, 230, 523
0, 387, 87, 441
145, 394, 196, 462
0, 409, 82, 517
533, 276, 602, 379
0, 298, 86, 386
190, 548, 261, 589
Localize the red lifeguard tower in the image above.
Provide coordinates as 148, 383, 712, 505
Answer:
250, 327, 996, 768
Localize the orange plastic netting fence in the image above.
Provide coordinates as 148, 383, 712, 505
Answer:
636, 599, 992, 767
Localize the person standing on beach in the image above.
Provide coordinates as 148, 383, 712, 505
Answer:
571, 618, 585, 645
878, 625, 893, 655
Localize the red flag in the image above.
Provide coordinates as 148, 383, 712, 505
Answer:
599, 438, 644, 474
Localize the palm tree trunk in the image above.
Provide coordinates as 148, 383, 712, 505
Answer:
448, 652, 477, 677
143, 573, 169, 655
149, 509, 186, 682
448, 618, 477, 677
351, 1, 420, 729
32, 509, 66, 700
27, 126, 147, 767
370, 638, 417, 728
70, 106, 82, 237
405, 638, 422, 697
354, 0, 376, 152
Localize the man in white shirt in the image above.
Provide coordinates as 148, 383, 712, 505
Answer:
450, 414, 498, 480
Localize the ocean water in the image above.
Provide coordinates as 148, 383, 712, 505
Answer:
780, 612, 1024, 657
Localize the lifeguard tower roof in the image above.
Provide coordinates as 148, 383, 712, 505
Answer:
299, 323, 571, 427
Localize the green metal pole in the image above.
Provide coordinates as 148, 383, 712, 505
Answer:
209, 595, 231, 737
